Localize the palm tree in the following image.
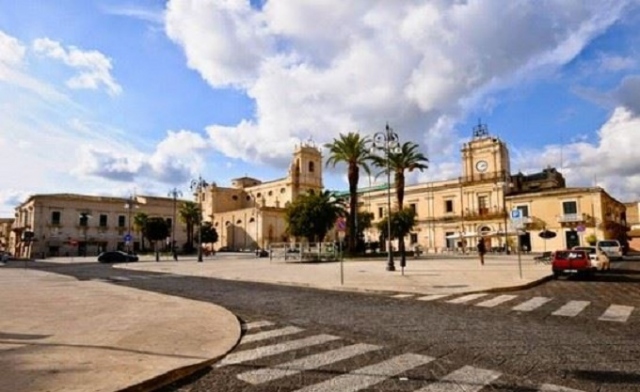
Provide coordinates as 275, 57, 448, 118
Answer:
179, 201, 200, 252
133, 212, 148, 252
324, 132, 372, 253
387, 141, 429, 266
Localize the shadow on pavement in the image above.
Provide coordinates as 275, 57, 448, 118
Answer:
571, 369, 640, 384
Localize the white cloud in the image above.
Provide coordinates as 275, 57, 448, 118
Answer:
32, 38, 122, 95
165, 0, 632, 167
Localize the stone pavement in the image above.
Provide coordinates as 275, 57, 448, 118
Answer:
0, 267, 240, 392
0, 254, 551, 392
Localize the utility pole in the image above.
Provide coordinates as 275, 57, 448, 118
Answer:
168, 188, 182, 260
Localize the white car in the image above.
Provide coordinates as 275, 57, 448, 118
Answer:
572, 246, 603, 270
596, 240, 623, 261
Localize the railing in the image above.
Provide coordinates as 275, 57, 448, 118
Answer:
558, 213, 586, 223
463, 207, 506, 221
458, 170, 508, 184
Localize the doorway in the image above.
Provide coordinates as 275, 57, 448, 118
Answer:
565, 230, 580, 249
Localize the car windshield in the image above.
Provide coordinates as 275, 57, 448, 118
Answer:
555, 251, 585, 260
599, 241, 619, 247
574, 247, 595, 254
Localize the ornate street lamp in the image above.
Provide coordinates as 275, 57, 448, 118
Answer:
190, 176, 208, 262
124, 196, 137, 253
168, 187, 182, 260
372, 123, 400, 271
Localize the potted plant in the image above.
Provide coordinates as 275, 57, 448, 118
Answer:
585, 233, 597, 246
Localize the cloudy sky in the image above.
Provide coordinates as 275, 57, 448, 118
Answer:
2, 0, 640, 216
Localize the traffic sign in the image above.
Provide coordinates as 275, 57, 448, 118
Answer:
123, 234, 132, 242
336, 218, 346, 232
510, 209, 522, 220
576, 224, 586, 233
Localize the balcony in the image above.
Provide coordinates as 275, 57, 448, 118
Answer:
557, 213, 586, 223
459, 170, 508, 185
463, 207, 507, 221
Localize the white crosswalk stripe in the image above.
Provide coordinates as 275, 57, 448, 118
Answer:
241, 326, 304, 344
475, 295, 517, 308
552, 300, 590, 317
392, 294, 415, 299
512, 296, 553, 312
447, 293, 489, 304
414, 365, 501, 392
598, 304, 634, 322
539, 383, 585, 391
418, 294, 450, 301
244, 320, 275, 330
237, 343, 381, 385
292, 353, 434, 392
216, 334, 340, 368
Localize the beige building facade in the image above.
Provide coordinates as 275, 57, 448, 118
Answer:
625, 201, 640, 251
360, 129, 627, 254
0, 218, 14, 252
196, 142, 324, 251
11, 194, 189, 258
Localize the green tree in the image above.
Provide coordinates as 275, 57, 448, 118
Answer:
376, 208, 417, 265
372, 141, 428, 266
179, 201, 200, 252
355, 210, 374, 252
145, 217, 170, 261
133, 212, 148, 252
324, 132, 372, 253
197, 222, 219, 247
286, 190, 346, 242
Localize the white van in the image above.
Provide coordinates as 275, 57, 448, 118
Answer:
596, 240, 623, 261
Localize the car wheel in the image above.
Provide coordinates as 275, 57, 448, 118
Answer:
552, 270, 560, 279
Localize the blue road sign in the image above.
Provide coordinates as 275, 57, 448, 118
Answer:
124, 234, 132, 242
510, 209, 522, 220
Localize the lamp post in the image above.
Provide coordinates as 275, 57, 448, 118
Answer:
124, 196, 137, 253
168, 188, 182, 260
190, 176, 208, 262
372, 123, 400, 271
497, 180, 511, 254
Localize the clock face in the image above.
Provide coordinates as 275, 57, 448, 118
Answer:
476, 160, 488, 172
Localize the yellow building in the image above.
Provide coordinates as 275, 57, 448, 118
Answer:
0, 218, 14, 253
625, 202, 640, 251
196, 141, 324, 251
360, 127, 627, 253
11, 194, 189, 258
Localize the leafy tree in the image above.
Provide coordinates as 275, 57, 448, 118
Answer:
372, 141, 428, 266
286, 190, 346, 242
179, 201, 200, 252
355, 210, 374, 253
133, 212, 148, 252
145, 217, 170, 261
197, 222, 219, 246
324, 132, 372, 253
376, 208, 417, 267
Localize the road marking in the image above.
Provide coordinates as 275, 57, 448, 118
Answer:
391, 294, 414, 299
293, 353, 434, 392
539, 383, 585, 391
244, 320, 275, 330
241, 326, 304, 344
417, 294, 450, 301
476, 295, 518, 308
512, 297, 553, 312
446, 293, 489, 304
237, 343, 381, 385
598, 305, 634, 322
551, 301, 590, 317
414, 365, 501, 392
110, 276, 131, 281
216, 334, 340, 368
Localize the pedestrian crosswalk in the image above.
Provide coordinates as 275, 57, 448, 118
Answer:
388, 292, 637, 323
223, 320, 585, 392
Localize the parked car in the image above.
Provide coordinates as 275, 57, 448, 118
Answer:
255, 248, 269, 257
0, 251, 10, 263
97, 251, 139, 263
596, 240, 623, 261
552, 249, 594, 278
572, 246, 611, 272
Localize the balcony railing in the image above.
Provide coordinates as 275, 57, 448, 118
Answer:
463, 207, 507, 221
558, 213, 586, 223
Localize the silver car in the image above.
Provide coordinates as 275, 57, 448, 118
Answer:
596, 240, 623, 261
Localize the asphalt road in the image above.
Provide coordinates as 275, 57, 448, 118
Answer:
12, 258, 640, 392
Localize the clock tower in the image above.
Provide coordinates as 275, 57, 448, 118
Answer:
461, 121, 510, 181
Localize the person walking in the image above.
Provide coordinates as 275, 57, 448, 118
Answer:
477, 238, 486, 266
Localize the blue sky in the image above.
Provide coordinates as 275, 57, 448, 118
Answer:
2, 0, 640, 216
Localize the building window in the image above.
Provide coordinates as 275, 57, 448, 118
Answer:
445, 200, 454, 213
268, 190, 273, 196
410, 233, 418, 244
378, 207, 384, 219
79, 213, 89, 227
409, 203, 417, 216
477, 196, 488, 215
51, 211, 61, 225
280, 188, 286, 193
118, 215, 126, 227
166, 218, 172, 228
309, 161, 315, 172
516, 205, 529, 217
99, 214, 107, 227
232, 195, 238, 201
562, 201, 577, 215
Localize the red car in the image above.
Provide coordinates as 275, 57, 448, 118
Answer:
551, 250, 593, 278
